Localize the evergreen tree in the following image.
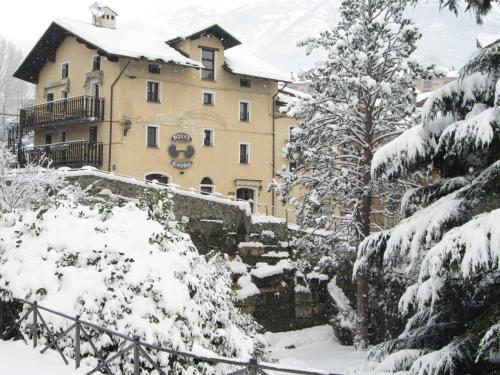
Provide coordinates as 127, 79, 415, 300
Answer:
273, 0, 421, 348
355, 38, 500, 374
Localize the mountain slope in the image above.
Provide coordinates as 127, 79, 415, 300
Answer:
144, 0, 500, 72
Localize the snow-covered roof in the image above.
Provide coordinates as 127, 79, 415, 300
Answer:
54, 17, 201, 68
15, 17, 290, 83
476, 33, 500, 48
224, 46, 291, 82
167, 24, 241, 50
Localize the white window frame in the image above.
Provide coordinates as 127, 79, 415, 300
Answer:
239, 142, 250, 164
144, 172, 171, 185
200, 48, 216, 81
239, 100, 251, 122
200, 177, 215, 195
91, 55, 101, 71
61, 61, 70, 79
203, 128, 214, 147
202, 91, 215, 106
145, 124, 160, 148
146, 80, 162, 103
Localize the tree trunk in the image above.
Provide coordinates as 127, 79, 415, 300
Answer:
355, 111, 374, 349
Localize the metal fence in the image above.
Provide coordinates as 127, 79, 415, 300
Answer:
0, 298, 342, 375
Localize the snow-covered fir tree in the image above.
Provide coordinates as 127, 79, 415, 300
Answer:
273, 0, 421, 348
355, 37, 500, 375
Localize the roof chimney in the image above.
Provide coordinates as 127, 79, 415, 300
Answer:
89, 2, 118, 29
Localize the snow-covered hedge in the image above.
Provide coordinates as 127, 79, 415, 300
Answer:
0, 188, 263, 373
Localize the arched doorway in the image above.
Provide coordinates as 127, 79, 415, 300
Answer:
236, 187, 256, 212
200, 177, 214, 195
145, 173, 170, 185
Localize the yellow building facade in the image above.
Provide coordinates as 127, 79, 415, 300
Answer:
15, 10, 298, 217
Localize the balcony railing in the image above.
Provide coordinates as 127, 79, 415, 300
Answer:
20, 96, 105, 129
20, 140, 103, 168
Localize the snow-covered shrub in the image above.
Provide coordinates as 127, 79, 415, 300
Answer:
0, 143, 63, 213
356, 38, 500, 374
0, 187, 264, 374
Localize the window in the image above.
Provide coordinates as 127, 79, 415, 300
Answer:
45, 133, 52, 145
239, 101, 250, 122
92, 56, 101, 71
240, 78, 251, 88
203, 129, 214, 147
61, 63, 69, 79
111, 15, 115, 20
203, 92, 214, 106
148, 64, 161, 74
423, 79, 432, 91
89, 126, 98, 143
239, 143, 249, 164
46, 92, 54, 112
60, 131, 66, 143
289, 161, 297, 172
200, 177, 214, 195
147, 81, 160, 103
61, 90, 68, 99
145, 173, 170, 185
201, 48, 215, 80
146, 125, 159, 147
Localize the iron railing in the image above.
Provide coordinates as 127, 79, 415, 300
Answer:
0, 298, 341, 375
20, 140, 103, 168
20, 95, 105, 129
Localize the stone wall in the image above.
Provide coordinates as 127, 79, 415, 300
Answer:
68, 174, 251, 255
66, 171, 337, 333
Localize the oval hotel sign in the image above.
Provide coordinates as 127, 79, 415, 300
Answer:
172, 133, 192, 142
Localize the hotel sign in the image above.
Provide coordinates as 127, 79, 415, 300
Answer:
172, 133, 192, 142
171, 160, 193, 169
170, 133, 194, 169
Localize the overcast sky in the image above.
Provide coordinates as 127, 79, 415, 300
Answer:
2, 0, 500, 73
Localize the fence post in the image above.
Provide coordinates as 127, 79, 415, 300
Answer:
75, 315, 81, 369
249, 358, 258, 375
133, 335, 140, 375
32, 301, 38, 348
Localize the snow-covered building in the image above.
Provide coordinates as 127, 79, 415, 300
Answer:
13, 6, 295, 216
413, 66, 458, 99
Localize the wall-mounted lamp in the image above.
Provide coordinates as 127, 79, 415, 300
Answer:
123, 119, 132, 136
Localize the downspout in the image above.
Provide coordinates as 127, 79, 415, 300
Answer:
271, 82, 288, 213
108, 58, 132, 172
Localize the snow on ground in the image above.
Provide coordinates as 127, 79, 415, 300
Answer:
0, 340, 96, 375
265, 325, 366, 374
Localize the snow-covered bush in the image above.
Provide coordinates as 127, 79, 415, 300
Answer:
0, 143, 63, 213
0, 187, 264, 374
356, 38, 500, 374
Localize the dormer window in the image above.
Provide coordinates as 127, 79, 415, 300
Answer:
61, 63, 69, 79
201, 48, 215, 81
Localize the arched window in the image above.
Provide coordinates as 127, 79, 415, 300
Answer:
145, 173, 170, 185
200, 177, 214, 195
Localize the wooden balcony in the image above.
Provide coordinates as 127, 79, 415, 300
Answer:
20, 96, 105, 129
20, 140, 103, 168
